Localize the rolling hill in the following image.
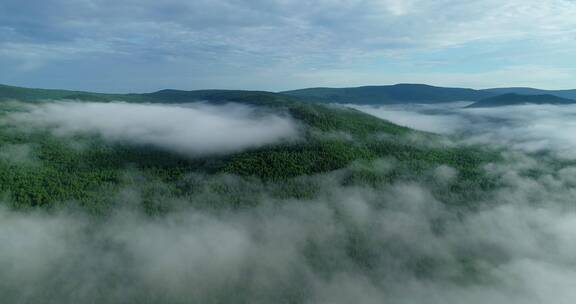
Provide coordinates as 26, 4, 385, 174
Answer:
467, 93, 576, 108
482, 87, 576, 100
6, 82, 576, 106
0, 83, 496, 211
0, 83, 135, 102
3, 83, 571, 304
282, 83, 494, 104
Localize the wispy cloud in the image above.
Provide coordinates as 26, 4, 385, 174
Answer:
2, 0, 576, 91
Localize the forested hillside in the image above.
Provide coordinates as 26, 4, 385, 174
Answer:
3, 84, 576, 304
0, 87, 499, 212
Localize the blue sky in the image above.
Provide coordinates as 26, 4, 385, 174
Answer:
1, 0, 576, 92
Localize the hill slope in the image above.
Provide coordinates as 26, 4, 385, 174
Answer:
467, 93, 576, 108
0, 84, 496, 211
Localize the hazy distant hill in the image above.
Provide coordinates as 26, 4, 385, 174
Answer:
6, 82, 576, 106
467, 93, 576, 108
483, 87, 576, 100
0, 84, 309, 105
0, 83, 137, 102
282, 84, 495, 104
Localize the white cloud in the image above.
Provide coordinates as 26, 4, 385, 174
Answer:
347, 103, 470, 134
461, 105, 576, 158
353, 102, 576, 159
5, 101, 299, 156
2, 0, 576, 91
3, 167, 576, 303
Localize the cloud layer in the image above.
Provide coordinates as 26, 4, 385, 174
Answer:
2, 0, 576, 90
5, 101, 299, 156
3, 99, 576, 302
3, 158, 576, 303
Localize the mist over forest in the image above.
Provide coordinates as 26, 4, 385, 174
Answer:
352, 103, 576, 158
1, 94, 576, 303
4, 0, 576, 302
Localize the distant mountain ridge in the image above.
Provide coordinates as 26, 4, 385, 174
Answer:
0, 84, 303, 105
282, 84, 576, 105
0, 83, 139, 102
3, 82, 576, 107
483, 87, 576, 100
467, 93, 576, 108
282, 84, 493, 104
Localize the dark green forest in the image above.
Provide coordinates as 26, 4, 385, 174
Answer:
0, 89, 502, 214
2, 84, 574, 304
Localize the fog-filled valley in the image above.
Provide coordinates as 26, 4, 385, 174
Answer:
352, 102, 576, 159
1, 91, 576, 303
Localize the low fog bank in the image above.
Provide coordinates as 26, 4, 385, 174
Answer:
3, 155, 576, 303
348, 103, 471, 134
3, 101, 300, 156
351, 103, 576, 159
4, 100, 576, 303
